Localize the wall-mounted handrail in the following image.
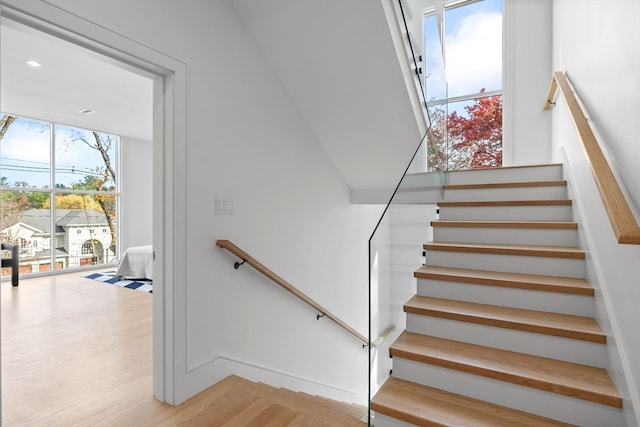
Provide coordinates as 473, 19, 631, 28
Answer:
545, 71, 640, 244
216, 239, 369, 346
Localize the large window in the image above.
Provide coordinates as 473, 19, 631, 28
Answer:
0, 113, 119, 277
423, 0, 503, 171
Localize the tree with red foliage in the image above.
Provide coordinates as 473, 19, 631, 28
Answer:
447, 89, 502, 169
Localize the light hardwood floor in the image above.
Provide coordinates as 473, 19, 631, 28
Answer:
2, 270, 163, 426
1, 272, 365, 426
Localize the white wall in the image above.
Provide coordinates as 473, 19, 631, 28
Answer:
502, 0, 553, 166
229, 0, 424, 202
120, 137, 152, 251
551, 1, 640, 423
552, 0, 640, 213
16, 0, 389, 405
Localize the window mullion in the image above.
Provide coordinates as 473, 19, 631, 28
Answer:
50, 122, 56, 271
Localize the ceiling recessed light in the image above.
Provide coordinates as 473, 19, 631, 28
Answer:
78, 109, 95, 115
26, 60, 42, 68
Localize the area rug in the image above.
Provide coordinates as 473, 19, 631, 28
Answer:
84, 271, 152, 293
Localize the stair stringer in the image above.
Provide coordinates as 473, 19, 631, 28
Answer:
560, 154, 640, 426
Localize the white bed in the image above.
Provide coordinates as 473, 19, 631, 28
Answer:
116, 245, 153, 280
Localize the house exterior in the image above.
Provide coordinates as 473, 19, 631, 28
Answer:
1, 209, 114, 271
0, 0, 638, 424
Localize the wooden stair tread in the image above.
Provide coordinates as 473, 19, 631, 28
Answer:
414, 265, 594, 296
431, 220, 578, 229
438, 199, 572, 207
382, 166, 620, 424
404, 295, 605, 343
444, 180, 567, 190
372, 376, 575, 427
391, 332, 622, 408
424, 241, 585, 259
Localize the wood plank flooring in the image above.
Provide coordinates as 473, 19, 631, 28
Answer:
1, 272, 365, 426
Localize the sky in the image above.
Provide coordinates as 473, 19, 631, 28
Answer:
422, 0, 502, 102
0, 115, 117, 189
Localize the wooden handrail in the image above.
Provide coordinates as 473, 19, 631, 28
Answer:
216, 239, 369, 345
545, 71, 640, 244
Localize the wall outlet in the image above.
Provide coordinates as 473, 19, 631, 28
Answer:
215, 197, 234, 215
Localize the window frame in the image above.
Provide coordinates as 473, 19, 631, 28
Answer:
0, 112, 121, 275
421, 0, 503, 171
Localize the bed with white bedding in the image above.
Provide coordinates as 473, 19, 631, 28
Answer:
116, 245, 153, 280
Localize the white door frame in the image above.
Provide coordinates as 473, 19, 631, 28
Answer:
0, 0, 186, 406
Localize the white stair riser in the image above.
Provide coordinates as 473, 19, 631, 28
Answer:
392, 358, 623, 427
416, 278, 594, 316
443, 185, 567, 202
446, 165, 564, 185
432, 226, 578, 247
425, 251, 585, 278
405, 314, 606, 367
438, 205, 574, 221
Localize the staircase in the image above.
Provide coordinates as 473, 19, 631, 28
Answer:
371, 164, 625, 426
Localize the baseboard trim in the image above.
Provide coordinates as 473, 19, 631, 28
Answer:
176, 353, 367, 406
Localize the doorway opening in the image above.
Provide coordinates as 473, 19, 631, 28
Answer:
0, 3, 184, 413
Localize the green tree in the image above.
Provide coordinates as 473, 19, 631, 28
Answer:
27, 192, 49, 209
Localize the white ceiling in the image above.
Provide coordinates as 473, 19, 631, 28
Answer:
0, 19, 153, 141
229, 0, 423, 193
1, 1, 422, 196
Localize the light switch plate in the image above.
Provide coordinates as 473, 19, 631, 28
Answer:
215, 196, 234, 215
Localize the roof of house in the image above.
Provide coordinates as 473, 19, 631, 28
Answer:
14, 209, 108, 233
27, 247, 69, 259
